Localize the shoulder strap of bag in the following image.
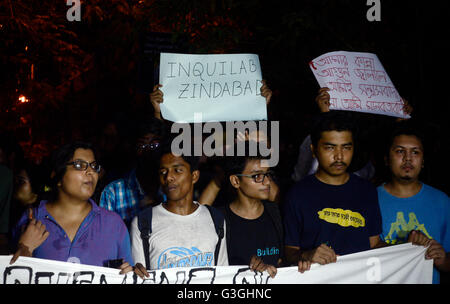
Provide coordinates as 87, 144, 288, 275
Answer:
137, 206, 153, 270
204, 205, 225, 266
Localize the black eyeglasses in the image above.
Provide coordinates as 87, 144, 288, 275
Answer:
66, 160, 101, 173
234, 171, 275, 183
137, 142, 161, 151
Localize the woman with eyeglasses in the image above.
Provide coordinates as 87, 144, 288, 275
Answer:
10, 142, 133, 274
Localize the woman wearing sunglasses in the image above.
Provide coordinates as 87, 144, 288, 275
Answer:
10, 142, 133, 274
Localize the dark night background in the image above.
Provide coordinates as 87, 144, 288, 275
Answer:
0, 0, 450, 290
0, 0, 449, 194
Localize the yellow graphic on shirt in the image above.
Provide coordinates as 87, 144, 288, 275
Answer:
385, 212, 432, 244
317, 208, 365, 228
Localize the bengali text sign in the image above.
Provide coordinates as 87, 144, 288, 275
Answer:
309, 51, 409, 118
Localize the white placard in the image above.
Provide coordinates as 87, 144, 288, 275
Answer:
159, 53, 267, 123
309, 51, 410, 118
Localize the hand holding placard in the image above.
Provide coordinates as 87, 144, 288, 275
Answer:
159, 53, 267, 123
309, 51, 410, 118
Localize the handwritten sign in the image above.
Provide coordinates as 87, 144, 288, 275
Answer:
159, 53, 267, 123
309, 51, 409, 118
0, 243, 431, 284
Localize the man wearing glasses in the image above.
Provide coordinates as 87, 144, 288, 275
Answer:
219, 141, 284, 278
99, 118, 166, 228
283, 111, 385, 273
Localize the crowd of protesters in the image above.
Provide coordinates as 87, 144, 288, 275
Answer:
0, 78, 448, 284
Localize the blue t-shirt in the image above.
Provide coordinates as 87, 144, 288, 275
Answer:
284, 174, 382, 256
377, 183, 450, 284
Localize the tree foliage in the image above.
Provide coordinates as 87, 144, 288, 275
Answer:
0, 0, 440, 148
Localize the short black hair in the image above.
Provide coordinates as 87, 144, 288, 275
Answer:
221, 140, 272, 201
158, 136, 200, 172
310, 111, 357, 147
48, 141, 97, 201
223, 140, 270, 178
385, 120, 426, 156
136, 117, 167, 139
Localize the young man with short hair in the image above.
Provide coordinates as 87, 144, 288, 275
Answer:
130, 142, 228, 277
378, 121, 450, 283
221, 141, 284, 278
283, 111, 384, 272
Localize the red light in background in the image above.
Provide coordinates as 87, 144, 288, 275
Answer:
18, 94, 30, 103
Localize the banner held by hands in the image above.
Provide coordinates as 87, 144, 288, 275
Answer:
1, 243, 432, 284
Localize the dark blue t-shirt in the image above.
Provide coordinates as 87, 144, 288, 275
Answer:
283, 174, 381, 255
225, 203, 282, 266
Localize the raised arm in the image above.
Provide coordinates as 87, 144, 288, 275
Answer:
260, 79, 272, 105
150, 84, 164, 121
315, 87, 331, 113
396, 97, 414, 122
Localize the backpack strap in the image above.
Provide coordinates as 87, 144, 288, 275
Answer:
204, 205, 225, 266
137, 206, 153, 270
218, 205, 231, 257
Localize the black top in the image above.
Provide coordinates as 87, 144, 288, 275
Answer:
222, 202, 283, 266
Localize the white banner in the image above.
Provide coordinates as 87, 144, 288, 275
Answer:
309, 51, 410, 118
0, 244, 431, 284
159, 53, 267, 123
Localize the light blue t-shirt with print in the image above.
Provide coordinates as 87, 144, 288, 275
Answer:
377, 183, 450, 284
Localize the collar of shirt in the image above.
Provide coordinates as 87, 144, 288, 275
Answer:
35, 198, 101, 218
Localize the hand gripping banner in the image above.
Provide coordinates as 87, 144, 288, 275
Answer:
0, 243, 432, 284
